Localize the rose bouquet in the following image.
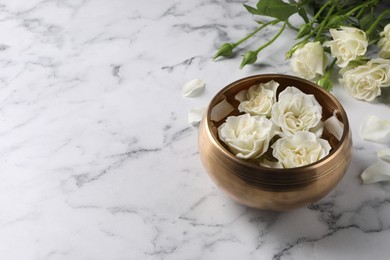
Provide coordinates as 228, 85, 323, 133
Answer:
217, 80, 340, 168
213, 0, 390, 101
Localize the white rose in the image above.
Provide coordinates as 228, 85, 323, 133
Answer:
235, 80, 279, 117
340, 65, 380, 101
271, 87, 323, 137
291, 41, 327, 80
272, 131, 331, 168
324, 26, 368, 67
218, 114, 275, 159
379, 24, 390, 59
340, 59, 390, 101
369, 58, 390, 87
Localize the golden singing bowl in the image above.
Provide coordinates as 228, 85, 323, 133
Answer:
198, 74, 352, 211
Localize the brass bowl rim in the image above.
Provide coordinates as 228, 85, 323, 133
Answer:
204, 73, 350, 175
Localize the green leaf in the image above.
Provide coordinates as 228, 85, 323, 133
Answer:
295, 23, 311, 39
297, 7, 309, 23
243, 4, 260, 15
326, 15, 347, 29
256, 0, 298, 21
359, 12, 374, 31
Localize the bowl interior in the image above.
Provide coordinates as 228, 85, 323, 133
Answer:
206, 74, 348, 169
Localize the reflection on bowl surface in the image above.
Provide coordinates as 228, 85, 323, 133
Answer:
198, 74, 352, 211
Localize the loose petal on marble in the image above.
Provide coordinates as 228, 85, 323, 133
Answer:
182, 79, 205, 97
188, 107, 206, 126
324, 111, 344, 140
361, 161, 390, 184
378, 149, 390, 164
361, 149, 390, 184
360, 115, 390, 144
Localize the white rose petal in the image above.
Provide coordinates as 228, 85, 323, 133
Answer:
291, 41, 327, 80
324, 26, 368, 68
188, 107, 206, 126
361, 149, 390, 184
360, 115, 390, 144
235, 89, 247, 103
210, 98, 235, 122
218, 114, 275, 159
271, 86, 323, 137
235, 80, 279, 117
272, 131, 331, 168
361, 161, 390, 184
182, 79, 205, 97
259, 158, 283, 168
379, 24, 390, 59
324, 111, 344, 141
378, 149, 390, 163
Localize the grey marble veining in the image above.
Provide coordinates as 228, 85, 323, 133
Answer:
1, 0, 390, 259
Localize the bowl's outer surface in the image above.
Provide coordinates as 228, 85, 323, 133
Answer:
198, 74, 352, 211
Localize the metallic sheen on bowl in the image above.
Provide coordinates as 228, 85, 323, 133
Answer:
198, 74, 352, 211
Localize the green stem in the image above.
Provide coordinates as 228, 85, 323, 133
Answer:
287, 25, 322, 58
344, 0, 378, 17
308, 0, 332, 27
296, 1, 335, 42
355, 6, 367, 20
324, 58, 337, 79
254, 21, 287, 54
366, 9, 390, 36
233, 19, 279, 47
318, 58, 337, 91
315, 4, 337, 41
287, 20, 299, 31
303, 24, 321, 41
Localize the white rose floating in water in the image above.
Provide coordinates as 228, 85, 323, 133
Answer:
272, 131, 331, 168
235, 80, 279, 117
218, 113, 275, 159
271, 87, 323, 137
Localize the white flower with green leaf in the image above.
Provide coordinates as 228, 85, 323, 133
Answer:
212, 0, 390, 101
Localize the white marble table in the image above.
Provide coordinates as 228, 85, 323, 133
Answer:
1, 0, 390, 259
